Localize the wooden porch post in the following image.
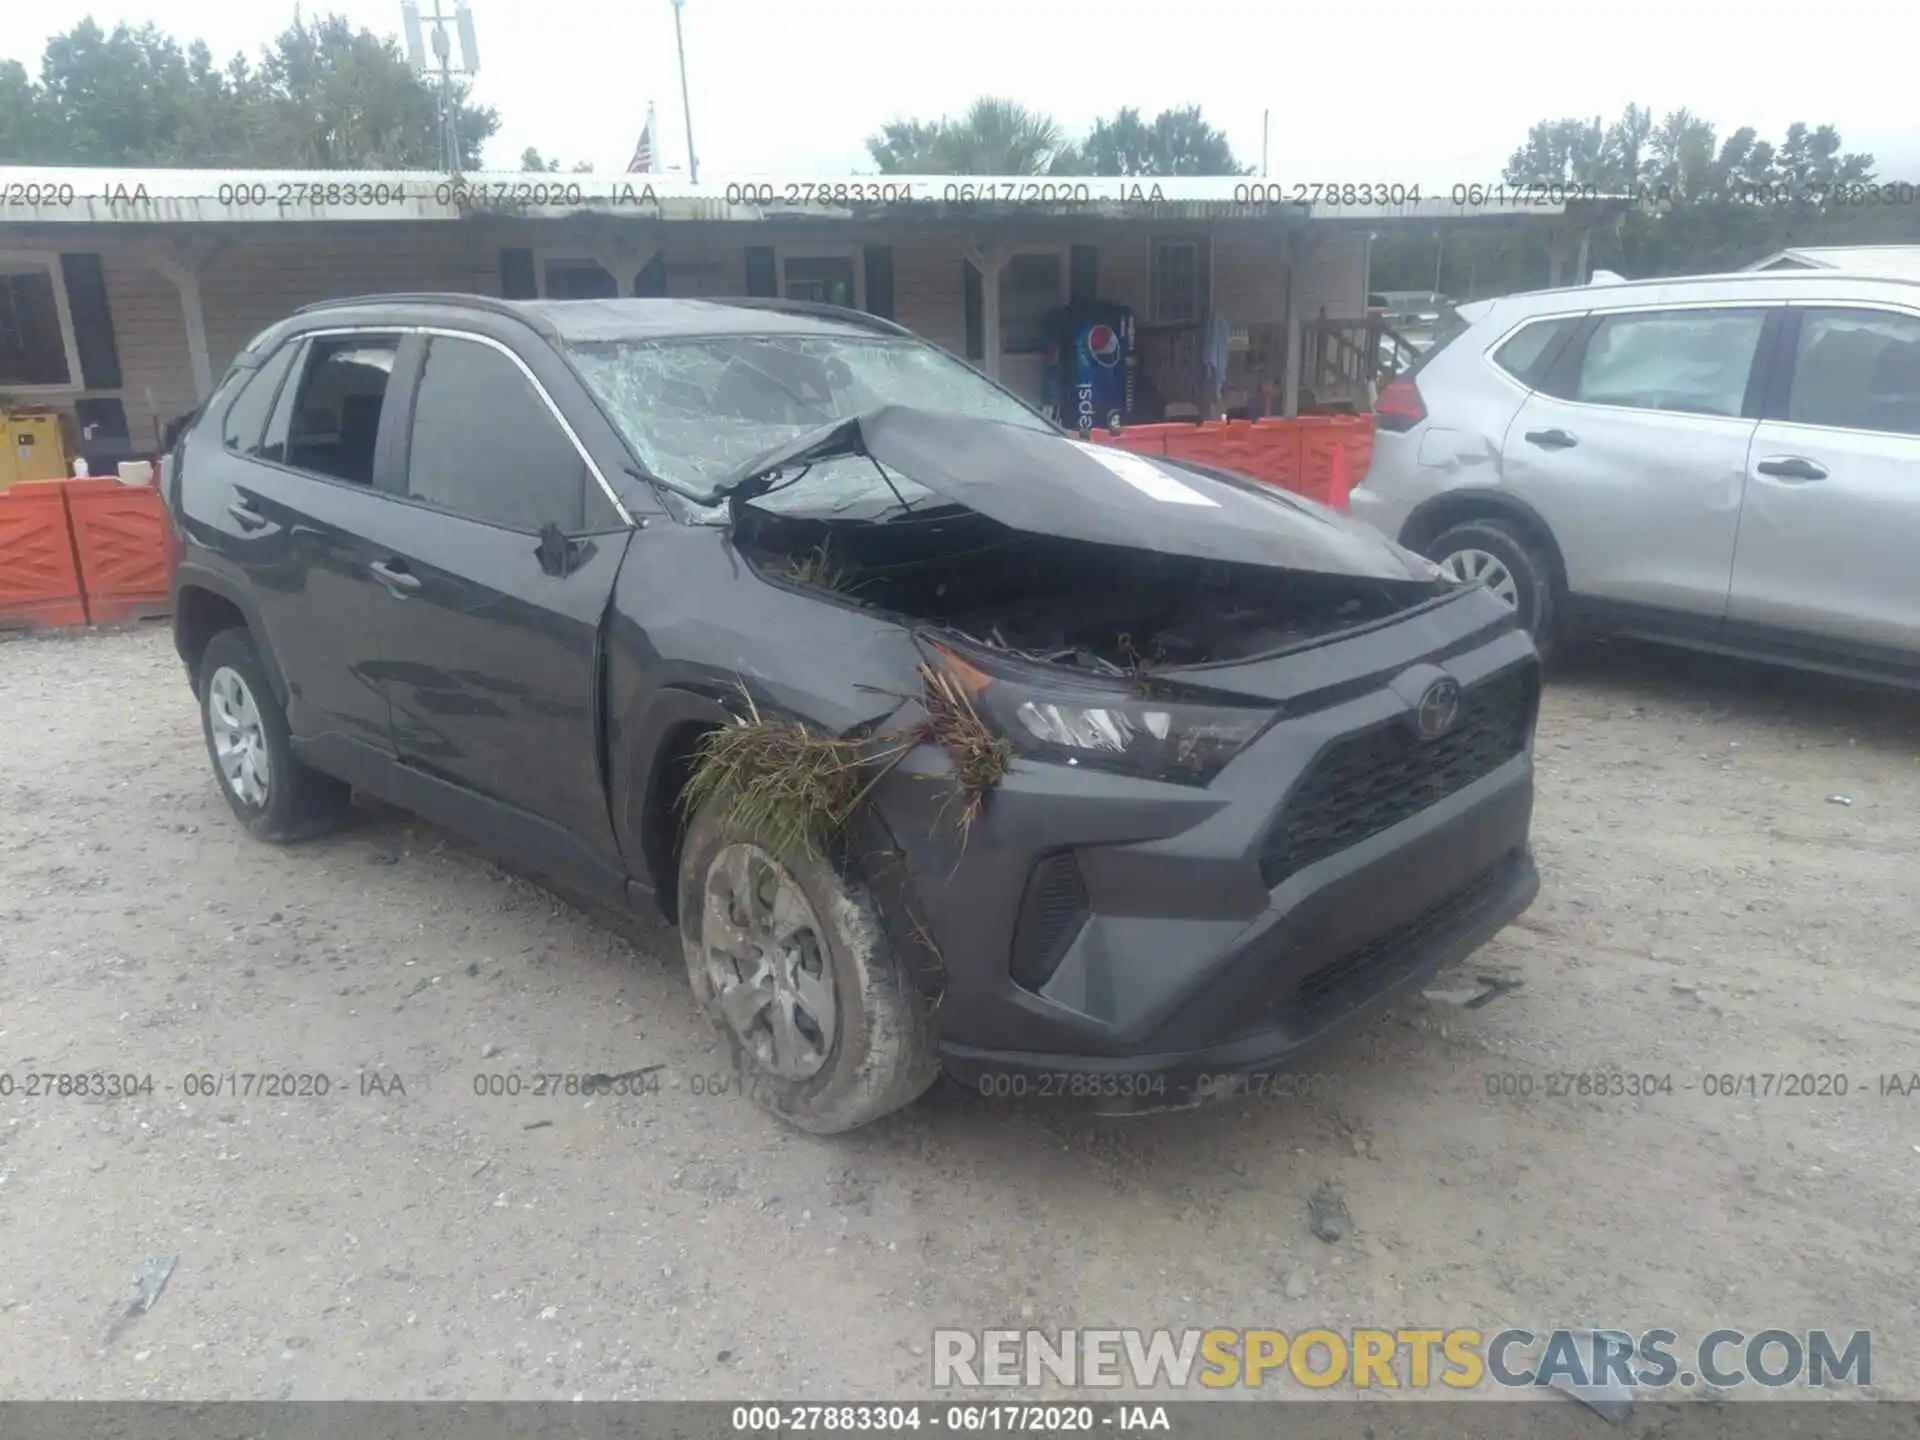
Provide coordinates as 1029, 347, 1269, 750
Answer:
144, 236, 229, 402
589, 233, 661, 296
1545, 228, 1574, 288
1282, 231, 1315, 418
959, 238, 1007, 381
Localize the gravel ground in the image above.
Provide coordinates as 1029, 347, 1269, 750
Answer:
2, 624, 1917, 1401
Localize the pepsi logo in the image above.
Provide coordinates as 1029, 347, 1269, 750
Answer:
1086, 324, 1121, 367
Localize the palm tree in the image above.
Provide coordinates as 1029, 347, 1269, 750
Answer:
866, 97, 1082, 175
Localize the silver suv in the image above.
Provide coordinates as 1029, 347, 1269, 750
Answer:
1349, 269, 1920, 685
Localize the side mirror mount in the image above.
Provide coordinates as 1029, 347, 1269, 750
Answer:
536, 521, 593, 578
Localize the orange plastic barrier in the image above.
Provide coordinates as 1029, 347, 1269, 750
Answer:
0, 480, 88, 629
65, 478, 174, 625
1096, 416, 1372, 509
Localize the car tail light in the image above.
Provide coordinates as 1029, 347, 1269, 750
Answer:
1375, 376, 1427, 433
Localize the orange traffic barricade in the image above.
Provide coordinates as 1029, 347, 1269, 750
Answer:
64, 477, 174, 625
1096, 415, 1371, 506
0, 479, 88, 629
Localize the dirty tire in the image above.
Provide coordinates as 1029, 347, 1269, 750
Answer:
198, 626, 350, 843
1426, 517, 1561, 660
677, 797, 940, 1134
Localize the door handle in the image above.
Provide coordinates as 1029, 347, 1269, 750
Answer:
369, 559, 421, 596
1524, 428, 1578, 450
1755, 456, 1828, 483
227, 501, 269, 531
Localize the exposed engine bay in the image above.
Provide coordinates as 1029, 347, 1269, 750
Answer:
732, 500, 1444, 674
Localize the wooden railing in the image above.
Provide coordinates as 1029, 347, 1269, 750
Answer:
1305, 317, 1421, 406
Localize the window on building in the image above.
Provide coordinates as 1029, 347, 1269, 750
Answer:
783, 256, 857, 308
1150, 240, 1202, 324
0, 262, 75, 387
1000, 252, 1063, 354
544, 260, 619, 299
405, 336, 589, 532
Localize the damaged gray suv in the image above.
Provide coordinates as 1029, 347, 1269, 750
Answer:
166, 294, 1541, 1132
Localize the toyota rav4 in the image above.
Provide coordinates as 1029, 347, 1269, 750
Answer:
166, 294, 1541, 1132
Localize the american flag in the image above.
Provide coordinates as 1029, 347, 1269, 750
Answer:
627, 103, 658, 174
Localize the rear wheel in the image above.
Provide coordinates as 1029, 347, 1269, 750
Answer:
1426, 518, 1560, 658
198, 627, 350, 842
677, 798, 939, 1134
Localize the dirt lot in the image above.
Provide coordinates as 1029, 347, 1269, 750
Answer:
1, 623, 1917, 1402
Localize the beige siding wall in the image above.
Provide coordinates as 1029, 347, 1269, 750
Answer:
1301, 232, 1370, 321
96, 253, 197, 448
893, 237, 966, 356
197, 224, 474, 366
1211, 230, 1291, 324
86, 225, 474, 443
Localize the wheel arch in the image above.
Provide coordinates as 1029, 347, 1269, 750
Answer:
618, 686, 736, 925
172, 564, 288, 701
1397, 488, 1570, 600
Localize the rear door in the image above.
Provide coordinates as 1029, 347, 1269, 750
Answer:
1729, 304, 1920, 658
1499, 305, 1773, 618
212, 330, 409, 750
374, 330, 633, 883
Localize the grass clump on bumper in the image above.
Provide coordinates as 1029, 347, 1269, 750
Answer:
685, 661, 1013, 857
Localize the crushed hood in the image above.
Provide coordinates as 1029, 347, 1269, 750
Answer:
711, 405, 1436, 581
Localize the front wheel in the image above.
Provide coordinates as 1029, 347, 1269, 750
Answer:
1425, 518, 1560, 658
677, 798, 939, 1134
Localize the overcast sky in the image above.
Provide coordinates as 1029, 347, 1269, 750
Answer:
12, 0, 1920, 182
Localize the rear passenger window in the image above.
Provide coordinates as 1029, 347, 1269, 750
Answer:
1570, 308, 1767, 418
220, 341, 299, 455
1787, 308, 1920, 437
275, 335, 402, 484
1492, 317, 1580, 388
404, 336, 588, 532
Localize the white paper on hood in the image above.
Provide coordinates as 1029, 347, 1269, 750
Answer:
1067, 440, 1221, 507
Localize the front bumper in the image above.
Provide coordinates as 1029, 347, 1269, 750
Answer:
941, 844, 1536, 1107
867, 602, 1539, 1104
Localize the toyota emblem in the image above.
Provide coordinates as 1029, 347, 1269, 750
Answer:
1415, 677, 1461, 740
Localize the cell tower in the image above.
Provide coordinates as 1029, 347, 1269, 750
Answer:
401, 1, 480, 173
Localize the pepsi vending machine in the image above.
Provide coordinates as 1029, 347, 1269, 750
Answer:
1041, 303, 1137, 433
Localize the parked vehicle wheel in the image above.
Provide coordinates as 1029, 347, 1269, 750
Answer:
677, 798, 940, 1134
1426, 518, 1560, 657
198, 627, 350, 842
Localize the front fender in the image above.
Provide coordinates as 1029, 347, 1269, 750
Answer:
612, 683, 738, 907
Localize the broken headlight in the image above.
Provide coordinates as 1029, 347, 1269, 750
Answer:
925, 641, 1273, 784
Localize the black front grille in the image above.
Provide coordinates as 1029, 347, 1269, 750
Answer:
1295, 858, 1513, 1023
1009, 851, 1090, 992
1258, 665, 1535, 888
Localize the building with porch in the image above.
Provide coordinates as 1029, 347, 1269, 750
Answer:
0, 169, 1624, 474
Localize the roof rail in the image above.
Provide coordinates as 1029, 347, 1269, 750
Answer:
1514, 267, 1920, 301
292, 292, 532, 317
291, 291, 917, 336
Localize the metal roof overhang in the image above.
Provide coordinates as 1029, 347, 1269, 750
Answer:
0, 167, 1633, 232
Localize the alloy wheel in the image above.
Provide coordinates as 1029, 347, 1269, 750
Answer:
207, 665, 272, 808
698, 843, 838, 1081
1440, 547, 1520, 608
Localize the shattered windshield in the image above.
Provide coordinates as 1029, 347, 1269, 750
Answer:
566, 333, 1054, 519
